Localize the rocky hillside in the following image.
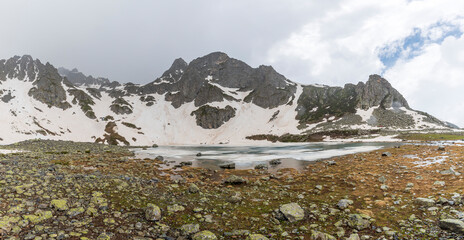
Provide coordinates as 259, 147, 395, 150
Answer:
0, 53, 452, 145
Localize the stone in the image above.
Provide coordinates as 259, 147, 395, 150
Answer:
310, 230, 336, 240
50, 199, 68, 211
145, 204, 161, 221
378, 176, 387, 183
382, 152, 392, 157
439, 219, 464, 234
337, 199, 353, 210
269, 159, 282, 165
167, 204, 185, 213
246, 234, 269, 240
180, 223, 200, 236
414, 198, 435, 207
97, 233, 112, 240
346, 214, 371, 230
254, 163, 268, 170
224, 175, 247, 184
346, 234, 360, 240
188, 183, 200, 193
192, 230, 217, 240
434, 181, 445, 187
279, 203, 305, 222
219, 162, 235, 169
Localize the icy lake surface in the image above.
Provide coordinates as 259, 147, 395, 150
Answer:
133, 142, 399, 170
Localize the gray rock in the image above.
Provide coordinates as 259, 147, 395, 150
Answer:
382, 152, 392, 157
246, 234, 269, 240
346, 214, 371, 230
224, 175, 247, 185
279, 203, 305, 222
310, 230, 336, 240
254, 163, 268, 170
180, 223, 200, 236
192, 230, 217, 240
346, 233, 361, 240
414, 198, 435, 207
439, 219, 464, 234
188, 183, 200, 193
378, 176, 387, 183
145, 203, 161, 221
337, 199, 353, 210
434, 181, 446, 187
219, 162, 236, 169
269, 159, 282, 166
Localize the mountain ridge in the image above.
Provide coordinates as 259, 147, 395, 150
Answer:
0, 52, 454, 145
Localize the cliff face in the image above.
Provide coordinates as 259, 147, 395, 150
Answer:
0, 53, 451, 145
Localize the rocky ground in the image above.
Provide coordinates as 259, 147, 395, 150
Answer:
1, 140, 464, 239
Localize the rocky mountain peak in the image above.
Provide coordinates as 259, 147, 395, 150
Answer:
356, 74, 409, 110
160, 58, 187, 82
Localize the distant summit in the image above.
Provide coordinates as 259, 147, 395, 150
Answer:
58, 67, 120, 88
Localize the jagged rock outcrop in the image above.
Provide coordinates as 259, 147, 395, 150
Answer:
356, 74, 409, 109
110, 98, 133, 115
67, 88, 96, 119
191, 105, 236, 129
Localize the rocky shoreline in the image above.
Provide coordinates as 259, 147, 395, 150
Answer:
1, 140, 464, 239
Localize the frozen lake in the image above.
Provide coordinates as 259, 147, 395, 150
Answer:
132, 142, 399, 170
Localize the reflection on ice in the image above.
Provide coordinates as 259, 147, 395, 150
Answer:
133, 142, 398, 170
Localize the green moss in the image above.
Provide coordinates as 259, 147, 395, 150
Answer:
399, 133, 464, 141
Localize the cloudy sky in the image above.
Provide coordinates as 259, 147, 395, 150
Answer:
1, 0, 464, 126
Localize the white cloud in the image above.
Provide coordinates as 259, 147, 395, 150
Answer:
266, 0, 464, 126
385, 35, 464, 126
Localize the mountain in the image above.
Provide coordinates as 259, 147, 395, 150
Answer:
0, 53, 452, 145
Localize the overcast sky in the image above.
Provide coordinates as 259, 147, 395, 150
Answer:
1, 0, 464, 126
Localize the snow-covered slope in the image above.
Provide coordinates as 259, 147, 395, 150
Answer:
0, 53, 453, 145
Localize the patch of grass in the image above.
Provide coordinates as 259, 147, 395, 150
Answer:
51, 159, 71, 166
399, 133, 464, 141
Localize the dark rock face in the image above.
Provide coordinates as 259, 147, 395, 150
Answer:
67, 88, 96, 119
28, 63, 71, 110
110, 98, 133, 115
191, 105, 236, 129
296, 84, 358, 124
296, 75, 411, 124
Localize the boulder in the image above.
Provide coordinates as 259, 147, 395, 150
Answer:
145, 203, 161, 221
279, 203, 305, 222
192, 230, 217, 240
346, 214, 371, 230
224, 175, 247, 185
439, 219, 464, 234
246, 234, 269, 240
414, 198, 435, 207
337, 199, 353, 210
180, 223, 200, 236
219, 162, 236, 169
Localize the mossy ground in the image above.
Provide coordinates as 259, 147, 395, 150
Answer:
398, 133, 464, 141
0, 140, 464, 239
